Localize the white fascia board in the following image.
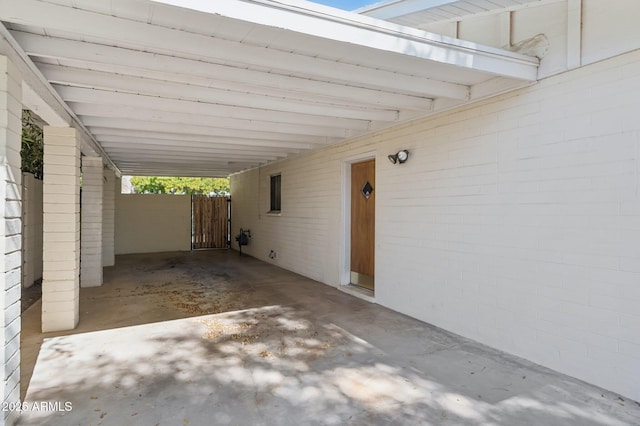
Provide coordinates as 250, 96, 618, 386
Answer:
370, 0, 565, 26
355, 0, 458, 19
151, 0, 538, 80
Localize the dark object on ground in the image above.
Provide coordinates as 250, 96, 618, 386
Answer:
21, 279, 42, 313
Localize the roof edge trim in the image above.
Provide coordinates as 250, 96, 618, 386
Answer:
150, 0, 539, 80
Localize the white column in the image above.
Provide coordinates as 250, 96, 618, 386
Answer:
102, 168, 116, 267
81, 156, 103, 287
42, 126, 80, 332
0, 55, 23, 426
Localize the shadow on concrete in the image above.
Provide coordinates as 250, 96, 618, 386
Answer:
19, 251, 640, 425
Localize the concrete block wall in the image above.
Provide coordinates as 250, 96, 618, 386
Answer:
80, 156, 103, 287
374, 51, 640, 401
231, 49, 640, 401
115, 194, 191, 254
21, 173, 43, 288
0, 56, 22, 426
102, 168, 116, 267
42, 126, 80, 332
231, 158, 340, 285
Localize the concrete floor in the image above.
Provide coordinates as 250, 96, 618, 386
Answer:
19, 251, 640, 425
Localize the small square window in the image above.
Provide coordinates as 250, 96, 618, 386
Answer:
270, 174, 281, 213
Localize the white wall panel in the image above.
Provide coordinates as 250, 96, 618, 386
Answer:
459, 14, 503, 47
582, 0, 640, 66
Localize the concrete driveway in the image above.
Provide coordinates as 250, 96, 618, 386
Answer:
19, 251, 640, 425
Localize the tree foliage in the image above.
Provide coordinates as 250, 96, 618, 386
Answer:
130, 176, 230, 195
21, 110, 44, 179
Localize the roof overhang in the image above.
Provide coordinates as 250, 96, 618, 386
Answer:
358, 0, 549, 26
0, 0, 538, 177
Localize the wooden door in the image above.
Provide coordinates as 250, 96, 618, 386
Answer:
350, 159, 375, 290
192, 195, 230, 249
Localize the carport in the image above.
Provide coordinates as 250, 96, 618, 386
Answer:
0, 0, 538, 416
0, 0, 538, 333
2, 0, 640, 424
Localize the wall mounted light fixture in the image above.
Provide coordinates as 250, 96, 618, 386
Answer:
388, 150, 409, 164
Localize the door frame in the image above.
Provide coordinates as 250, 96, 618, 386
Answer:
340, 151, 376, 288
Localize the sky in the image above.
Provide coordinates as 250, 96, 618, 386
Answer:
311, 0, 377, 11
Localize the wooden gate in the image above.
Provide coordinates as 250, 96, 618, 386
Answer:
192, 195, 230, 249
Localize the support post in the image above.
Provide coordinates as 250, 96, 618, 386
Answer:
80, 156, 103, 287
102, 168, 115, 267
42, 126, 80, 332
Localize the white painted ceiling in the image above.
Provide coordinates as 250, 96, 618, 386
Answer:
0, 0, 538, 177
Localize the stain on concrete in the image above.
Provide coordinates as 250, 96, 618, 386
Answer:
19, 251, 640, 425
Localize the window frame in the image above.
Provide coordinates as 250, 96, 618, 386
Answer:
269, 173, 281, 213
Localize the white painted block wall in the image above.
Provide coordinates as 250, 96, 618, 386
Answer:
114, 194, 191, 254
377, 52, 640, 401
231, 50, 640, 401
0, 55, 22, 426
231, 157, 341, 285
